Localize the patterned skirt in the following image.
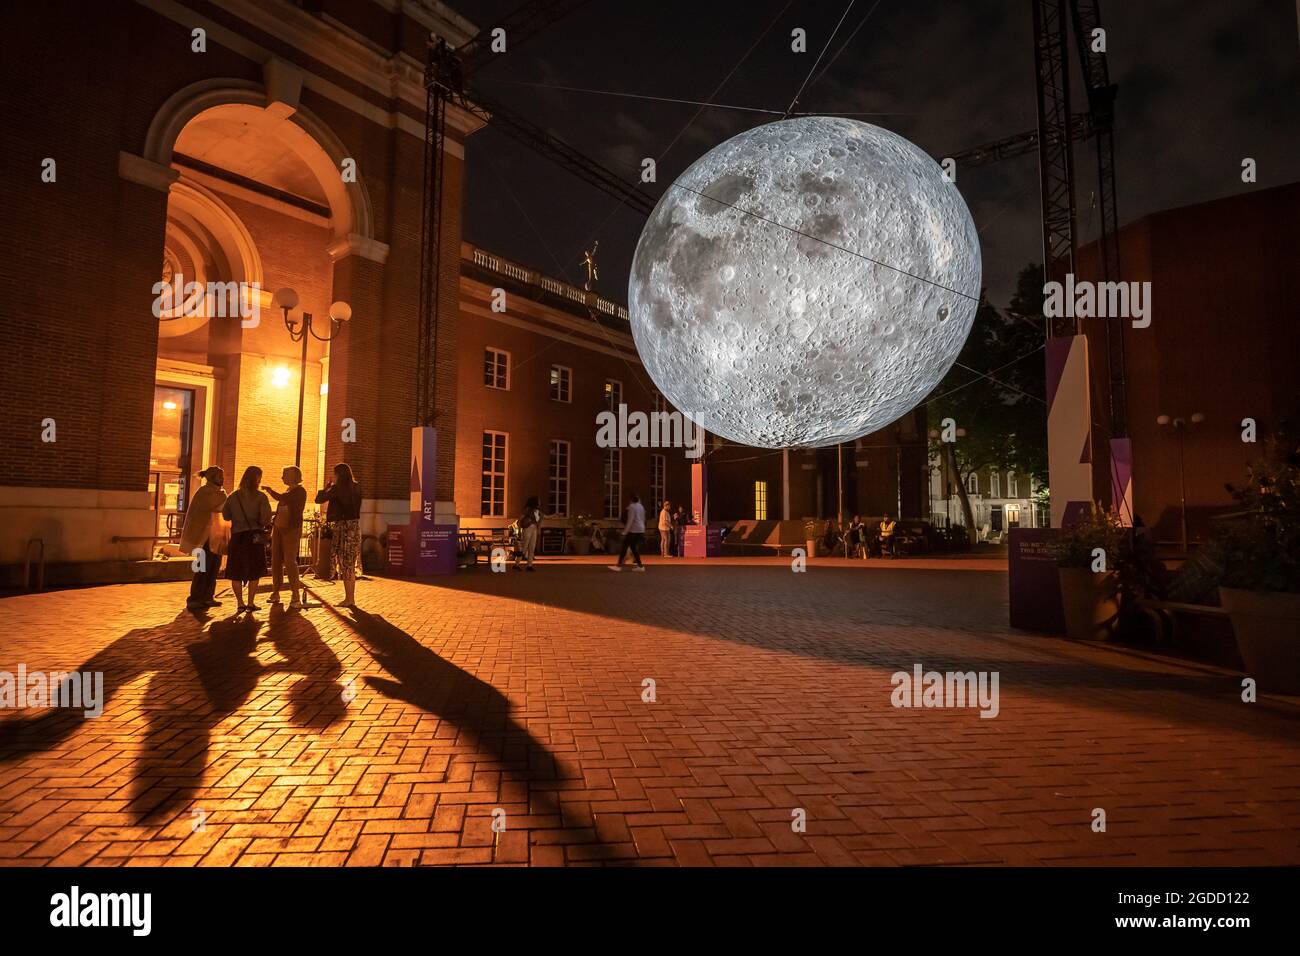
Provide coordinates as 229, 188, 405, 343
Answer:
331, 519, 361, 578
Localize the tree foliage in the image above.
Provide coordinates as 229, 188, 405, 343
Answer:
928, 263, 1049, 488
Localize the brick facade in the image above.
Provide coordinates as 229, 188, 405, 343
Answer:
0, 0, 476, 567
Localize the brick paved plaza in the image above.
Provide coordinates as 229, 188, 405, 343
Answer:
1, 557, 1298, 867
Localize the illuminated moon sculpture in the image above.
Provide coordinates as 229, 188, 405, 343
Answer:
628, 116, 981, 448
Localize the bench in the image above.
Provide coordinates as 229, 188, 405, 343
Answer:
1136, 598, 1230, 644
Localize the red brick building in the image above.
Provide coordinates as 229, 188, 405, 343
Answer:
1076, 181, 1300, 546
0, 0, 928, 578
1, 0, 479, 575
455, 243, 693, 535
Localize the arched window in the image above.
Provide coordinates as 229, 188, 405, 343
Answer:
966, 471, 979, 494
990, 471, 1001, 497
1007, 471, 1019, 498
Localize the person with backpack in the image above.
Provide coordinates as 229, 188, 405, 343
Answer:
515, 496, 542, 571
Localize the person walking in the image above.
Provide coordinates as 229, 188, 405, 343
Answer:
181, 466, 228, 612
316, 463, 363, 607
515, 496, 542, 571
265, 465, 307, 609
223, 465, 273, 612
608, 492, 646, 571
658, 499, 674, 557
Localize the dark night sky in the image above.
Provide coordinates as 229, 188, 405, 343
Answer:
457, 0, 1300, 309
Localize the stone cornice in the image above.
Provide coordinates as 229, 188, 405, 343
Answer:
118, 152, 181, 192
327, 233, 391, 265
137, 0, 484, 142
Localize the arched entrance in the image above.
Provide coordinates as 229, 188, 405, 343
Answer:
145, 87, 371, 541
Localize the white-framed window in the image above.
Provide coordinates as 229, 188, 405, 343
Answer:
1007, 471, 1018, 498
547, 439, 570, 517
604, 378, 622, 411
652, 390, 666, 416
966, 471, 979, 495
651, 453, 665, 512
481, 430, 507, 516
603, 448, 622, 519
484, 348, 510, 390
549, 365, 571, 403
754, 480, 768, 520
990, 471, 1001, 498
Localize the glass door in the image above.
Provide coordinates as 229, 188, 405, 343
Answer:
149, 386, 195, 541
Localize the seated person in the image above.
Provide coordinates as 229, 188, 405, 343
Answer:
878, 514, 898, 557
820, 520, 840, 556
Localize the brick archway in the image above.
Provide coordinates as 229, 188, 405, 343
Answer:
142, 76, 374, 244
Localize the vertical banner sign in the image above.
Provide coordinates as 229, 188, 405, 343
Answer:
684, 459, 709, 557
1046, 335, 1094, 527
1007, 528, 1065, 633
1109, 437, 1134, 527
410, 426, 456, 575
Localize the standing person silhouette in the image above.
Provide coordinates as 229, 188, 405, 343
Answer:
658, 499, 675, 557
673, 506, 687, 557
222, 466, 272, 612
265, 465, 307, 609
609, 493, 646, 572
181, 466, 227, 612
316, 463, 363, 608
515, 496, 542, 571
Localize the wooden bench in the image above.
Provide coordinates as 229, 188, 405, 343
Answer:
1136, 598, 1230, 644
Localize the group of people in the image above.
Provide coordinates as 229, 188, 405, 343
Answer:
505, 494, 692, 572
656, 500, 691, 558
178, 461, 364, 614
821, 513, 899, 559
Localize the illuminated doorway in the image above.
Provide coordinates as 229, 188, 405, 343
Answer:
149, 385, 195, 540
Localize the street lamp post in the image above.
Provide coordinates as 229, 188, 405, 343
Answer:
273, 288, 351, 468
1156, 412, 1205, 556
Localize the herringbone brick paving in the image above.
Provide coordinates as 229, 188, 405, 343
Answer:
1, 558, 1298, 866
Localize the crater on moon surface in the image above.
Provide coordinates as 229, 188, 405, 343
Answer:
628, 116, 981, 448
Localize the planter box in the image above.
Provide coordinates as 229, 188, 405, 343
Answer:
1057, 567, 1119, 641
1221, 588, 1300, 695
568, 536, 591, 555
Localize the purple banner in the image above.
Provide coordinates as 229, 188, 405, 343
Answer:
1008, 528, 1064, 633
684, 523, 725, 557
416, 524, 458, 576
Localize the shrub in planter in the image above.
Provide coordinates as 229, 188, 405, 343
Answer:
1053, 504, 1126, 640
567, 514, 594, 555
1207, 430, 1300, 693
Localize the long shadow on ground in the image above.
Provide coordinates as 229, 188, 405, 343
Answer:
329, 606, 613, 859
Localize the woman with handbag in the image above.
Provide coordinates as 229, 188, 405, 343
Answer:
222, 465, 273, 613
315, 462, 362, 608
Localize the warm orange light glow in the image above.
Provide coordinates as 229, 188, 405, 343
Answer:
162, 401, 177, 410
271, 365, 292, 389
